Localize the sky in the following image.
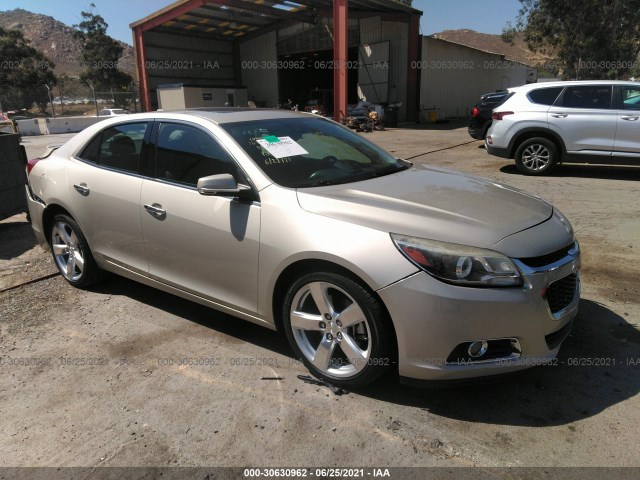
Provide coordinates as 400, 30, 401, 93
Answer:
0, 0, 523, 45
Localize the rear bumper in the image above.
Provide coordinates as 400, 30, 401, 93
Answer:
485, 143, 510, 158
25, 185, 48, 249
467, 126, 486, 140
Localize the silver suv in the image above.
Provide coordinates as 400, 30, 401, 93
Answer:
485, 80, 640, 175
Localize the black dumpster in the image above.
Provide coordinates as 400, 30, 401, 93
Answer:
0, 133, 28, 220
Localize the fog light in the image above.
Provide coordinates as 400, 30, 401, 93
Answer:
486, 136, 493, 145
468, 340, 489, 358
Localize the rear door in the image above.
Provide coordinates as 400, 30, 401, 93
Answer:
141, 121, 261, 314
68, 121, 151, 273
547, 84, 616, 155
613, 85, 640, 157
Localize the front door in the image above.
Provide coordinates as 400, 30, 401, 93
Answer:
141, 121, 260, 314
613, 85, 640, 156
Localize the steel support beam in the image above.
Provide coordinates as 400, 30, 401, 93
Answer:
133, 27, 151, 112
333, 0, 348, 121
406, 13, 420, 122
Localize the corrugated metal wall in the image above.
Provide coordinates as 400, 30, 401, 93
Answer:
381, 21, 408, 121
359, 17, 409, 121
420, 37, 530, 119
144, 31, 235, 91
239, 31, 279, 108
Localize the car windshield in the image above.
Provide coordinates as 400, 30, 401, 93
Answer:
221, 117, 409, 188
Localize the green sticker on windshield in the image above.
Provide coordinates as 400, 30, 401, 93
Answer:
263, 135, 280, 143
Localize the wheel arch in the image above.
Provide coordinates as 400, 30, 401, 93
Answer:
271, 258, 399, 361
42, 204, 75, 246
508, 128, 566, 160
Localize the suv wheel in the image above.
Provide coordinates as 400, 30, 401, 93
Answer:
515, 137, 559, 175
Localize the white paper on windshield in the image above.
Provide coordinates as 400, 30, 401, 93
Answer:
256, 136, 308, 159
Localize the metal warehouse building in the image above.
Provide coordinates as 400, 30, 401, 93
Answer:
130, 0, 422, 121
418, 36, 536, 120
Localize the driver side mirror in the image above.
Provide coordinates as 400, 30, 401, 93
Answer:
197, 174, 252, 197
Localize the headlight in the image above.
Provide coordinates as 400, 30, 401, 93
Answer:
390, 234, 523, 287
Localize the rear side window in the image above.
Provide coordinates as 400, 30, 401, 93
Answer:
527, 87, 564, 106
155, 123, 239, 187
480, 96, 508, 108
79, 122, 148, 174
561, 85, 612, 109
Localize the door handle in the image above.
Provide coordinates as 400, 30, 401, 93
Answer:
621, 115, 639, 121
144, 203, 166, 219
73, 183, 90, 196
551, 113, 568, 118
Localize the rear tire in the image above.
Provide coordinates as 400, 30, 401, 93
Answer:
282, 272, 394, 388
50, 214, 105, 288
515, 137, 559, 175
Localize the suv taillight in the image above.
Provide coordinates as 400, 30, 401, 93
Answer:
471, 107, 480, 117
492, 111, 514, 121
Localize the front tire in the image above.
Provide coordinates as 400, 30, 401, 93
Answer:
50, 214, 105, 288
515, 137, 559, 175
282, 272, 394, 388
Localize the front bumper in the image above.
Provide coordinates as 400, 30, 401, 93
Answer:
379, 245, 580, 381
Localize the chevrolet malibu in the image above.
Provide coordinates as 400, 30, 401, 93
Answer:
25, 109, 581, 387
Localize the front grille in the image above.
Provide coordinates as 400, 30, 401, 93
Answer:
546, 274, 577, 314
518, 243, 574, 268
545, 320, 574, 350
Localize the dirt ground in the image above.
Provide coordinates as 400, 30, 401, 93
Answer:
1, 124, 639, 472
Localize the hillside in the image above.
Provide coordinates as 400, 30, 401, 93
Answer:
431, 29, 554, 68
0, 8, 135, 76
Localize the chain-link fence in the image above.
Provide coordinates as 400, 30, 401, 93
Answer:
0, 81, 140, 118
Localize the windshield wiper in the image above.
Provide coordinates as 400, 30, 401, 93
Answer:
305, 179, 336, 187
371, 163, 410, 179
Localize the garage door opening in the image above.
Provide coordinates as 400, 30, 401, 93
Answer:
277, 48, 359, 115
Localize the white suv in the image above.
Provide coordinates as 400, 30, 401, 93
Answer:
485, 80, 640, 175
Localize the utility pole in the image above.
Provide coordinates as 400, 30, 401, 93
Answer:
44, 84, 56, 118
89, 84, 99, 116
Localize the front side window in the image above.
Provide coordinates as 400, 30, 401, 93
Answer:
155, 123, 238, 187
222, 117, 408, 188
619, 86, 640, 110
79, 122, 148, 174
561, 85, 612, 109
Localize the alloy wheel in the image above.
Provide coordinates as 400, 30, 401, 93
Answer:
521, 144, 551, 171
289, 281, 372, 379
51, 221, 85, 282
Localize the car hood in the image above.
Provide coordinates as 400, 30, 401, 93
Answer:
296, 165, 553, 248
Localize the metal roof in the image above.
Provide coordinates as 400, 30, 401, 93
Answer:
130, 0, 421, 41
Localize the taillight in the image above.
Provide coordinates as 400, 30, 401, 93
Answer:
471, 107, 480, 117
26, 158, 41, 175
492, 111, 514, 120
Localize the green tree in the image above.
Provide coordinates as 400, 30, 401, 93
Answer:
507, 0, 640, 80
72, 5, 132, 104
0, 26, 57, 113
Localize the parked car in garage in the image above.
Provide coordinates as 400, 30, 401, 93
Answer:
25, 109, 580, 387
485, 80, 640, 175
467, 91, 510, 139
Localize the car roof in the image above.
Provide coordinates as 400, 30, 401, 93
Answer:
133, 108, 316, 125
508, 80, 640, 93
